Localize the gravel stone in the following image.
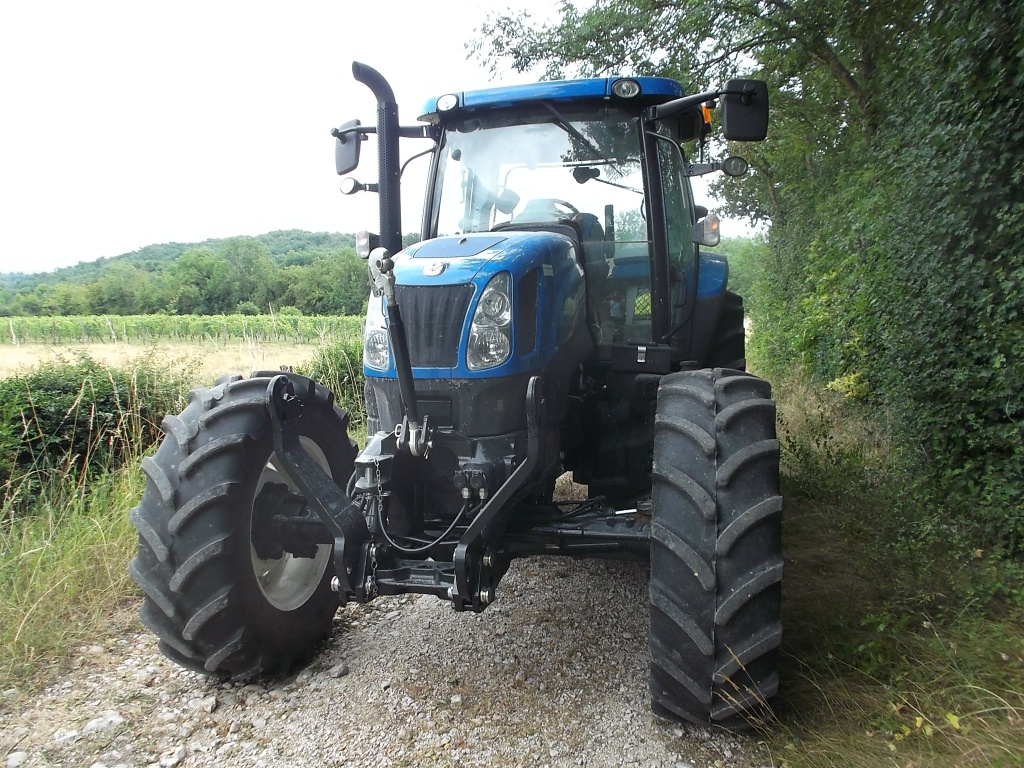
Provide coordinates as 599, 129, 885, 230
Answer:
327, 662, 350, 678
158, 745, 186, 767
83, 711, 124, 734
0, 558, 773, 767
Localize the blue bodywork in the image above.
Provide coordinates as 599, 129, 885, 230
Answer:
696, 251, 729, 297
420, 77, 686, 121
364, 231, 588, 380
610, 250, 727, 296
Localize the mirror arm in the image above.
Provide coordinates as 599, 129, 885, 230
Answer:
686, 162, 720, 177
331, 125, 432, 141
649, 86, 760, 121
331, 125, 373, 142
398, 125, 434, 139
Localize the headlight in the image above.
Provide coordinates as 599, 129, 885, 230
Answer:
363, 295, 390, 371
467, 273, 512, 370
612, 79, 641, 98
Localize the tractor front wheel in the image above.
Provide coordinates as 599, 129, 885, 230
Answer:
648, 368, 782, 730
129, 373, 357, 678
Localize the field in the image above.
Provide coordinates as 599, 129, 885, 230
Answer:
0, 339, 320, 383
1, 314, 363, 346
0, 313, 365, 382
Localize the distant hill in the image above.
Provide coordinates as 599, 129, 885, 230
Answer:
0, 230, 374, 317
0, 231, 357, 291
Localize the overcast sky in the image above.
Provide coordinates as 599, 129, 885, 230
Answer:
0, 1, 557, 274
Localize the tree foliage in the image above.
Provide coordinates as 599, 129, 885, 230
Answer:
0, 231, 381, 318
478, 0, 1024, 551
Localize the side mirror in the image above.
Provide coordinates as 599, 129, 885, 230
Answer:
721, 156, 749, 177
333, 119, 362, 175
721, 80, 769, 142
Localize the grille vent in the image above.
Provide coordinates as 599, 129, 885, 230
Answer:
394, 284, 474, 367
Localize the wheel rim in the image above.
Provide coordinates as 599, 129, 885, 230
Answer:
250, 436, 334, 611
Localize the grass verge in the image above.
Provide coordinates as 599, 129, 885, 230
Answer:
0, 464, 143, 687
764, 376, 1024, 767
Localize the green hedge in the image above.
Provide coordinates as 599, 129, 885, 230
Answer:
752, 1, 1024, 553
0, 356, 190, 503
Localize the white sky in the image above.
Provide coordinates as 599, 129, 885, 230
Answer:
0, 1, 557, 274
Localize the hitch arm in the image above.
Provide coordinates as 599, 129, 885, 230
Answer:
368, 248, 430, 456
264, 375, 371, 597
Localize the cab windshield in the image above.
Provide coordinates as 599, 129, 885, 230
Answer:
433, 106, 647, 249
431, 105, 696, 346
433, 106, 664, 343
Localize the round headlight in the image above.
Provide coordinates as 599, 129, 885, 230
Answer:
468, 328, 512, 370
479, 285, 511, 325
436, 94, 459, 112
722, 156, 749, 177
364, 330, 390, 370
612, 79, 641, 98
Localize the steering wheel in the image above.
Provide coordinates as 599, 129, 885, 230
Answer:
517, 197, 580, 222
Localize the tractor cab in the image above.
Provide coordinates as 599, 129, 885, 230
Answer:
419, 77, 707, 366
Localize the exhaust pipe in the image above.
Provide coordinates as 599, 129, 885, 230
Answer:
352, 62, 402, 254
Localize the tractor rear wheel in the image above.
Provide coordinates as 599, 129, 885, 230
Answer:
706, 291, 746, 370
648, 368, 782, 730
129, 373, 357, 678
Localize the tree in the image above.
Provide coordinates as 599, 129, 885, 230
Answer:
170, 248, 232, 314
477, 0, 1024, 551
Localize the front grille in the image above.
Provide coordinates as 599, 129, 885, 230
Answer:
395, 284, 474, 368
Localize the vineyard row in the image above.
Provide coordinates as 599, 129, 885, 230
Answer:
2, 314, 364, 345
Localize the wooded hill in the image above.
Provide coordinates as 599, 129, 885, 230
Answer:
0, 231, 392, 318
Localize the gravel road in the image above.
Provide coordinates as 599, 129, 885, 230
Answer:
2, 556, 774, 768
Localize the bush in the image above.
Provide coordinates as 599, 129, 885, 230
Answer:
0, 354, 189, 506
300, 340, 366, 437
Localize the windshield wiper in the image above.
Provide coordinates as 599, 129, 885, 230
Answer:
541, 102, 614, 166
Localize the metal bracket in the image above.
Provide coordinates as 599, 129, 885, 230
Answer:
451, 375, 544, 611
264, 375, 371, 599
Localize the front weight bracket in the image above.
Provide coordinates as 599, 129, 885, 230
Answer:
264, 375, 371, 599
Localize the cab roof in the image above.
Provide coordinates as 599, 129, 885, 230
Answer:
419, 76, 686, 123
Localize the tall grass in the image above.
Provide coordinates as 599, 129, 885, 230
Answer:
0, 352, 190, 690
301, 339, 366, 439
0, 464, 143, 684
765, 376, 1024, 767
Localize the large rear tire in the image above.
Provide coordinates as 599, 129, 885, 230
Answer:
706, 291, 746, 370
129, 373, 357, 678
648, 368, 782, 730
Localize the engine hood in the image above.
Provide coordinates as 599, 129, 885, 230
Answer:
393, 230, 582, 286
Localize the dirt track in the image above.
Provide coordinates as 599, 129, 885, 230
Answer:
2, 557, 773, 768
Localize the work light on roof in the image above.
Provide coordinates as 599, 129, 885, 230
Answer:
612, 79, 641, 98
436, 94, 459, 112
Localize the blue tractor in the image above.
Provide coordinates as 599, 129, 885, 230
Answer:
131, 63, 782, 730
